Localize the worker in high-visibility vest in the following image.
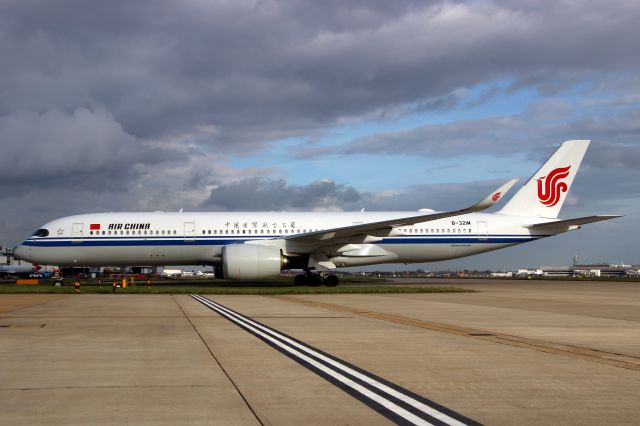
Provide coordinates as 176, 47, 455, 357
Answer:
112, 279, 117, 293
74, 279, 80, 294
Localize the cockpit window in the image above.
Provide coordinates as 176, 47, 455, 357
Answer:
32, 229, 49, 237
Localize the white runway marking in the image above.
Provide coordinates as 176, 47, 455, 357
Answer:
191, 294, 479, 426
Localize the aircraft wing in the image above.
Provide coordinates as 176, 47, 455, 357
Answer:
526, 215, 622, 231
284, 178, 519, 244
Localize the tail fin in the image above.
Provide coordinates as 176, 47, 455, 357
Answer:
499, 140, 590, 218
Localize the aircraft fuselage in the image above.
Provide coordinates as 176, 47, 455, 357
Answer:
14, 211, 548, 267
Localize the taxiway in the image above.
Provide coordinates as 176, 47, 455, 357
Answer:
1, 280, 639, 425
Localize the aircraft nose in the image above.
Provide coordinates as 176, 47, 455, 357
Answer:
13, 245, 28, 261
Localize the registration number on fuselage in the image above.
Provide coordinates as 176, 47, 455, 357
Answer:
451, 220, 471, 226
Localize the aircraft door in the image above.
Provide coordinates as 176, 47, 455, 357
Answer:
72, 223, 84, 244
184, 222, 196, 242
477, 221, 488, 241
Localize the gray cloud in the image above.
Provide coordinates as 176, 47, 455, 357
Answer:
2, 0, 640, 145
202, 178, 362, 211
341, 99, 640, 170
0, 107, 189, 196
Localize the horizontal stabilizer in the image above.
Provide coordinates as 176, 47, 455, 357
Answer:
526, 215, 622, 230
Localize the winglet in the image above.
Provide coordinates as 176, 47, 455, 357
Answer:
469, 178, 520, 212
525, 214, 622, 230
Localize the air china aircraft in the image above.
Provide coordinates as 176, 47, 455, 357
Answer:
14, 140, 619, 286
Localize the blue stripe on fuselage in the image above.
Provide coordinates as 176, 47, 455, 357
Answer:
23, 235, 546, 247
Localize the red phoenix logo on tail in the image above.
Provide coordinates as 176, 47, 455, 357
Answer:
537, 166, 571, 207
491, 192, 501, 202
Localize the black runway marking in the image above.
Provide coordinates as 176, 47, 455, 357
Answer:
191, 294, 480, 426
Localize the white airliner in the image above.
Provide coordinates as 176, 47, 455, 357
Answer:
14, 140, 620, 286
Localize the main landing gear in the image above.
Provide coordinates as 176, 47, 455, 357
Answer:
294, 271, 339, 287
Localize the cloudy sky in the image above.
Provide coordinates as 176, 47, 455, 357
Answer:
1, 0, 638, 269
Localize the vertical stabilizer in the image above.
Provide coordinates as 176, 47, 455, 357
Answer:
499, 140, 590, 218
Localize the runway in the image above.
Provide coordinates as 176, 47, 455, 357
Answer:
1, 280, 639, 425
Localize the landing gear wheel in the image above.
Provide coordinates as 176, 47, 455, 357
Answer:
323, 275, 339, 287
296, 270, 323, 286
294, 274, 307, 286
307, 274, 323, 286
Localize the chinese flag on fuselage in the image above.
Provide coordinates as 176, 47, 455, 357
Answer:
90, 224, 101, 230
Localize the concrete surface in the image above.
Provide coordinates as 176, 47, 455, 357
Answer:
1, 280, 639, 425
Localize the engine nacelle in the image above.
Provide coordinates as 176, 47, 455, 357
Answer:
222, 244, 283, 280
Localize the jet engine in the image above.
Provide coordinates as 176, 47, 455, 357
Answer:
221, 244, 284, 280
